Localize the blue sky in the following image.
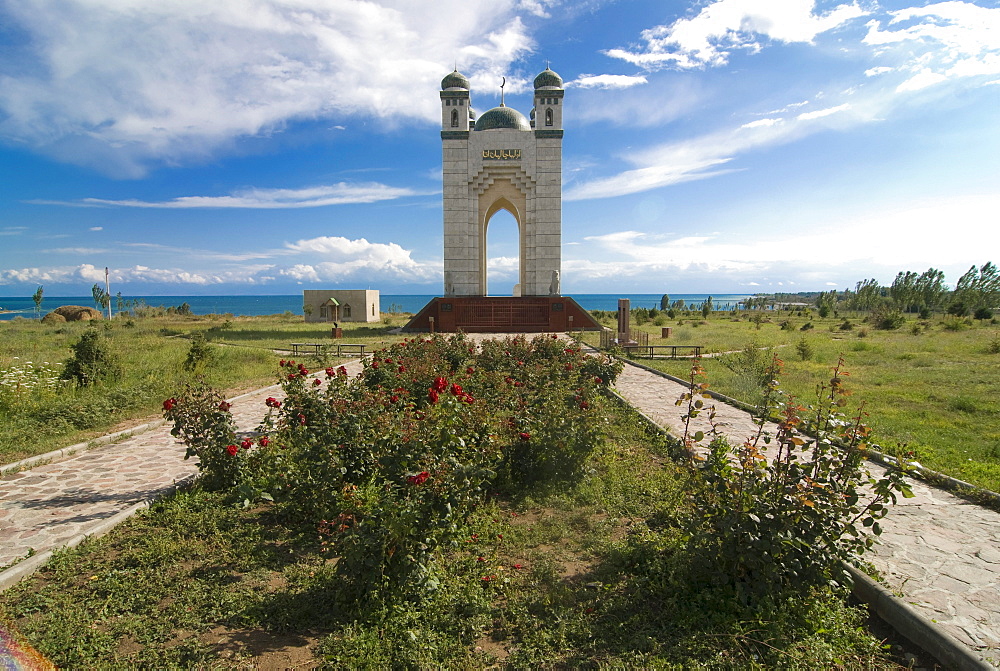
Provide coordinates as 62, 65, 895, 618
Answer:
1, 0, 998, 297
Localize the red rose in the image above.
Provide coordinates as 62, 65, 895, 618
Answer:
390, 395, 399, 403
240, 438, 253, 450
428, 389, 439, 404
258, 436, 270, 447
464, 395, 474, 404
162, 398, 176, 411
519, 432, 531, 441
337, 366, 348, 376
313, 378, 322, 386
265, 397, 281, 408
466, 366, 474, 374
226, 444, 238, 456
450, 383, 464, 396
406, 471, 429, 485
297, 413, 307, 425
580, 400, 590, 409
218, 401, 232, 411
398, 365, 406, 373
325, 367, 336, 377
432, 376, 448, 392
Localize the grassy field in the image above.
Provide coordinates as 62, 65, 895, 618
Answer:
0, 313, 410, 464
579, 310, 1000, 492
0, 399, 903, 669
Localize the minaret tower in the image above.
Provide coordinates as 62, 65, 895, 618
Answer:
440, 69, 472, 131
531, 66, 564, 133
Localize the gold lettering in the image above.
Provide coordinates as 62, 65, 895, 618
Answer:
482, 148, 521, 160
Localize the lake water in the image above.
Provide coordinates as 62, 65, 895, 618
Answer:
0, 293, 753, 321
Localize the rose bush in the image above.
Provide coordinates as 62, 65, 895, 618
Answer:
167, 334, 622, 603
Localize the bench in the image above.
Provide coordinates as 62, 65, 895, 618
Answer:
289, 343, 367, 357
622, 345, 702, 359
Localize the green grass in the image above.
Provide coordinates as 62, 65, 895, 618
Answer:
0, 314, 411, 464
580, 310, 1000, 492
0, 401, 898, 669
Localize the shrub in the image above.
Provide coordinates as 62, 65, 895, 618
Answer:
988, 333, 1000, 355
974, 307, 994, 321
795, 337, 814, 361
168, 334, 622, 604
872, 308, 905, 330
839, 320, 853, 331
717, 341, 773, 405
60, 328, 120, 387
183, 332, 215, 371
800, 322, 814, 331
680, 357, 913, 604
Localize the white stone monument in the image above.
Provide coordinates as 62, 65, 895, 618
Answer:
440, 67, 564, 297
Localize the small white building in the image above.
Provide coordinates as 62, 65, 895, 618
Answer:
303, 290, 380, 323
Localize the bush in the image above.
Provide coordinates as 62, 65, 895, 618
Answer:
60, 328, 120, 387
183, 332, 215, 371
974, 307, 994, 321
679, 357, 913, 604
872, 308, 905, 330
795, 336, 814, 361
717, 341, 773, 405
167, 334, 622, 603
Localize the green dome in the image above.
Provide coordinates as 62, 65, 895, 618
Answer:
533, 67, 563, 89
441, 70, 470, 90
474, 106, 531, 131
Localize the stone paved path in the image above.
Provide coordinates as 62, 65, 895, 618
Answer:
0, 359, 365, 572
613, 360, 1000, 666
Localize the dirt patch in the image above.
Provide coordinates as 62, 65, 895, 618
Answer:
199, 625, 323, 670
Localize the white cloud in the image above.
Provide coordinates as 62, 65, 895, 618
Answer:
43, 247, 106, 255
33, 182, 426, 209
741, 117, 783, 128
864, 2, 1000, 89
1, 234, 443, 287
569, 74, 648, 89
566, 96, 870, 201
865, 66, 893, 77
796, 103, 851, 120
88, 226, 103, 231
561, 193, 999, 289
605, 0, 866, 69
0, 1, 537, 175
282, 235, 438, 282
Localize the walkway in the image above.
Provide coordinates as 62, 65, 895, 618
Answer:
0, 359, 365, 580
613, 360, 1000, 666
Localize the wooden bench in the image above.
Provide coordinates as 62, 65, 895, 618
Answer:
335, 343, 366, 357
289, 343, 367, 357
622, 345, 703, 359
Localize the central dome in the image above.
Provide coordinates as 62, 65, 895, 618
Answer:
474, 106, 531, 131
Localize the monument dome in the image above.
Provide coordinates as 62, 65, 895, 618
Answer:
441, 69, 470, 90
533, 67, 563, 89
474, 106, 531, 131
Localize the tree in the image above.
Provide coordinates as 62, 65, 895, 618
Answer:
702, 295, 713, 319
92, 284, 110, 313
660, 294, 670, 310
915, 268, 946, 314
847, 279, 882, 312
890, 271, 919, 312
952, 262, 999, 315
32, 285, 44, 319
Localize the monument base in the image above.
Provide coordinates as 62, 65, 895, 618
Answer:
403, 296, 604, 334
